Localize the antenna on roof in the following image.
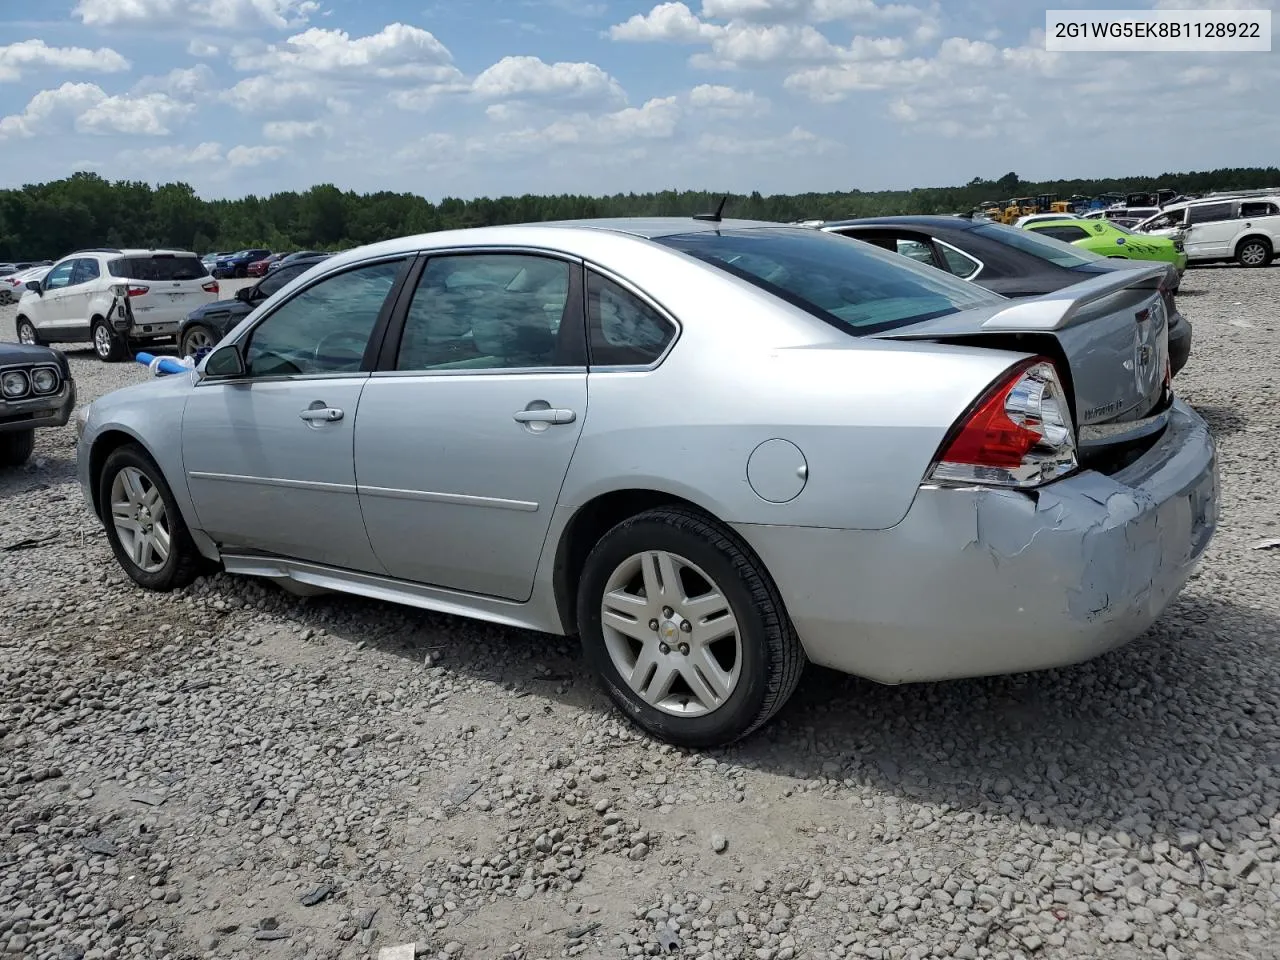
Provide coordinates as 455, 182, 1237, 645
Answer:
693, 194, 728, 222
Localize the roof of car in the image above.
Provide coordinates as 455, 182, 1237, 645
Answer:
74, 247, 197, 258
817, 215, 983, 231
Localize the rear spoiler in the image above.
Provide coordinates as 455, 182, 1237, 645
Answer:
981, 263, 1168, 332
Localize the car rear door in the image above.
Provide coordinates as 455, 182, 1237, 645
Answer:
353, 250, 588, 601
181, 256, 411, 570
1237, 201, 1280, 255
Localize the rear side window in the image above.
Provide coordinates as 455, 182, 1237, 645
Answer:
586, 272, 676, 366
1240, 201, 1279, 218
656, 227, 999, 335
109, 255, 208, 281
972, 222, 1100, 267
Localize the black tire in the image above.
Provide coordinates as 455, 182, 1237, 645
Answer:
0, 430, 35, 468
98, 444, 203, 591
15, 316, 41, 346
576, 506, 805, 748
1237, 237, 1272, 268
235, 266, 247, 279
180, 324, 216, 358
91, 316, 126, 362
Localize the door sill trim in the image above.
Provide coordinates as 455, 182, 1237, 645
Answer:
220, 553, 554, 633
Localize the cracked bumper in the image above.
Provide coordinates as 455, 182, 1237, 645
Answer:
733, 398, 1218, 684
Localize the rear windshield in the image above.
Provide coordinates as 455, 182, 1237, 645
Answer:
971, 221, 1101, 267
109, 255, 208, 281
654, 227, 1000, 334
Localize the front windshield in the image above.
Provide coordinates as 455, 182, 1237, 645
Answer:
972, 221, 1102, 266
655, 227, 1001, 334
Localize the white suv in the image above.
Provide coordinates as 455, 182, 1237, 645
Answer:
1135, 197, 1280, 268
15, 248, 219, 361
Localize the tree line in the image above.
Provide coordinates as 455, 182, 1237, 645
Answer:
2, 166, 1279, 262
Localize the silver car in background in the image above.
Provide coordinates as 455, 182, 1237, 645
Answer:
75, 218, 1218, 747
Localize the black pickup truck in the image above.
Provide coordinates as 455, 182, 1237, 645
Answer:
1, 342, 76, 466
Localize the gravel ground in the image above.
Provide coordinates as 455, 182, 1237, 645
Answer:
2, 267, 1279, 960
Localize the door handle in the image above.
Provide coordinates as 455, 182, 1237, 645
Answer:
299, 406, 343, 422
513, 408, 576, 424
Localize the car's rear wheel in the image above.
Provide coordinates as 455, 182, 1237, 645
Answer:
181, 324, 217, 358
91, 317, 126, 362
15, 317, 41, 346
99, 445, 202, 591
0, 429, 35, 468
576, 506, 805, 747
1238, 238, 1272, 268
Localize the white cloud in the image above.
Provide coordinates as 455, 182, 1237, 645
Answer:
187, 39, 220, 58
699, 0, 925, 23
497, 96, 684, 154
472, 56, 625, 104
0, 39, 130, 82
221, 74, 348, 114
263, 119, 331, 141
120, 141, 224, 168
132, 65, 216, 98
686, 83, 769, 115
232, 23, 462, 84
609, 2, 721, 41
696, 124, 835, 155
74, 0, 318, 29
227, 144, 288, 167
0, 82, 192, 139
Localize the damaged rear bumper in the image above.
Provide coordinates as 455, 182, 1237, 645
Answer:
733, 398, 1218, 684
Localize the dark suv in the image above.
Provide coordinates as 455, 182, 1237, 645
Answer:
178, 254, 329, 358
212, 248, 271, 279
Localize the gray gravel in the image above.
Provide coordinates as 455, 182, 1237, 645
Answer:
2, 266, 1279, 960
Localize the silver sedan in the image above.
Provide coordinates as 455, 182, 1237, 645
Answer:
75, 218, 1219, 746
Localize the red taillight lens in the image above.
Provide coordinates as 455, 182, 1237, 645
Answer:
202, 280, 219, 294
929, 358, 1077, 489
127, 285, 149, 297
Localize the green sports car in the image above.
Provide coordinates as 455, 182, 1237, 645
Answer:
1022, 218, 1188, 273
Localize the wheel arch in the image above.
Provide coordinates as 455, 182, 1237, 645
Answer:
1236, 233, 1273, 258
551, 488, 776, 637
87, 427, 158, 520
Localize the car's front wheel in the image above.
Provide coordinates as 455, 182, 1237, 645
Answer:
91, 317, 126, 362
15, 317, 41, 345
576, 506, 805, 747
1238, 238, 1272, 268
181, 324, 217, 358
99, 444, 203, 591
0, 430, 35, 468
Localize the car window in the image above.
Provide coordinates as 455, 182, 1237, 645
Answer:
258, 263, 306, 298
657, 227, 1000, 335
895, 238, 937, 266
69, 258, 101, 286
42, 261, 74, 291
1240, 201, 1279, 218
1029, 224, 1091, 243
109, 255, 207, 281
971, 222, 1101, 266
1186, 202, 1234, 225
242, 259, 404, 378
586, 271, 676, 366
936, 241, 982, 279
396, 254, 572, 371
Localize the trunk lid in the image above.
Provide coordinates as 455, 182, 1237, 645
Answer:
110, 254, 216, 326
871, 263, 1172, 450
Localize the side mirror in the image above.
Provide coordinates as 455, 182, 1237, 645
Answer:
203, 344, 245, 378
24, 280, 42, 295
235, 286, 255, 303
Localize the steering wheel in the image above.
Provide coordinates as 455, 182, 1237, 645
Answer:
312, 330, 368, 371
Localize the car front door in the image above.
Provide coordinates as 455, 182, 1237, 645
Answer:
31, 259, 77, 335
353, 251, 588, 601
1183, 202, 1238, 259
181, 256, 411, 570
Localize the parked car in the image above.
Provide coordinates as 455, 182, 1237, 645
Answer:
213, 249, 271, 279
811, 216, 1192, 375
178, 253, 330, 357
1, 341, 76, 467
269, 250, 325, 273
247, 253, 286, 278
15, 248, 219, 361
76, 218, 1218, 747
1021, 218, 1188, 273
1134, 196, 1280, 267
0, 265, 50, 305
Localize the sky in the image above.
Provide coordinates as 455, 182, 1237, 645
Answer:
0, 0, 1277, 201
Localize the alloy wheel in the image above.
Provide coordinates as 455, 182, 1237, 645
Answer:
599, 550, 742, 717
94, 324, 114, 359
183, 326, 215, 356
1241, 243, 1268, 267
109, 466, 171, 574
17, 322, 36, 345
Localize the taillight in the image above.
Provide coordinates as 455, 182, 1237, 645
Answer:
127, 284, 149, 297
202, 280, 219, 294
928, 358, 1077, 489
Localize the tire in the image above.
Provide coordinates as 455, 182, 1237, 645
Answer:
180, 323, 217, 358
235, 266, 247, 279
576, 506, 806, 748
98, 444, 203, 591
0, 430, 35, 468
15, 316, 42, 346
1237, 237, 1271, 268
91, 317, 126, 362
